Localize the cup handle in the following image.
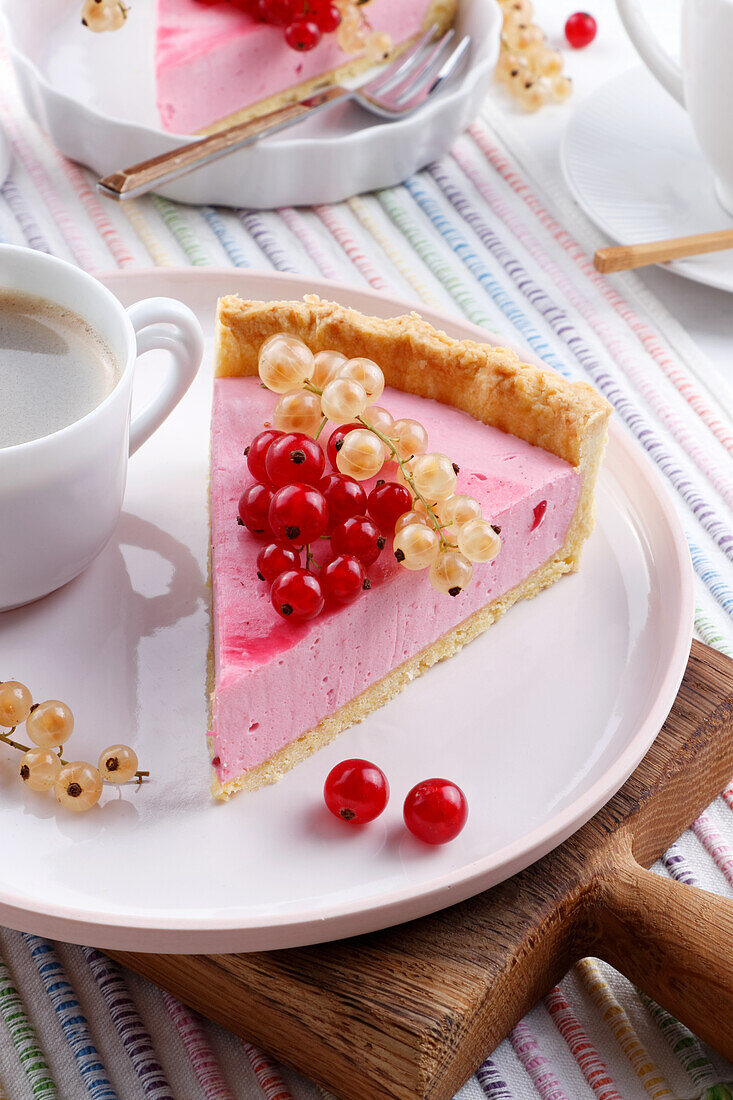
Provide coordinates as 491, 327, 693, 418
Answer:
616, 0, 685, 106
126, 297, 204, 456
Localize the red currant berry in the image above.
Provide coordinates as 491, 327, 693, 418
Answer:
318, 473, 367, 532
321, 554, 368, 604
256, 543, 301, 583
269, 482, 329, 544
367, 480, 413, 532
245, 428, 283, 487
310, 0, 341, 32
403, 779, 468, 845
266, 432, 325, 488
565, 11, 596, 48
284, 18, 321, 50
271, 568, 324, 620
237, 483, 273, 536
330, 515, 385, 566
235, 0, 261, 14
324, 758, 389, 824
327, 423, 361, 470
258, 0, 295, 24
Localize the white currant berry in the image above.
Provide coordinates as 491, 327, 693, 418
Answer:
272, 389, 323, 437
392, 418, 428, 461
54, 761, 104, 812
457, 518, 502, 563
98, 744, 138, 784
393, 523, 440, 570
26, 700, 74, 749
411, 453, 458, 502
336, 428, 384, 480
394, 509, 430, 534
0, 681, 32, 727
429, 548, 474, 596
81, 0, 126, 32
338, 358, 384, 405
365, 405, 393, 436
438, 494, 482, 528
19, 748, 62, 792
258, 333, 314, 393
321, 377, 368, 421
311, 350, 346, 389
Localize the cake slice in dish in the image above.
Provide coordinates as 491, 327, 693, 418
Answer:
209, 296, 611, 799
156, 0, 457, 135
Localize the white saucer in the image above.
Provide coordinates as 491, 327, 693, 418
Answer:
562, 67, 733, 293
1, 0, 499, 209
0, 269, 692, 955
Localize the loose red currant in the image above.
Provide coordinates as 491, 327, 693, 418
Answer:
310, 0, 341, 32
271, 568, 324, 620
269, 482, 329, 544
324, 758, 389, 823
245, 428, 283, 487
403, 779, 468, 845
367, 480, 413, 532
321, 554, 368, 603
266, 432, 325, 488
318, 473, 367, 532
327, 423, 361, 470
565, 11, 596, 48
256, 543, 301, 583
284, 18, 321, 50
330, 515, 385, 566
258, 0, 295, 24
237, 483, 273, 536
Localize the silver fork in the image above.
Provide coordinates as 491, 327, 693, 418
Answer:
96, 27, 471, 201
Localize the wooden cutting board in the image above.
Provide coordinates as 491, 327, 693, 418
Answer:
113, 640, 733, 1100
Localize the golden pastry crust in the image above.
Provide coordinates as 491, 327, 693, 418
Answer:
199, 0, 457, 135
211, 295, 612, 798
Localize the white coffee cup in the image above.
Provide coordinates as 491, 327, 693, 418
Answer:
0, 245, 204, 611
617, 0, 733, 214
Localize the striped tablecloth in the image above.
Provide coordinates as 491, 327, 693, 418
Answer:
1, 37, 733, 1100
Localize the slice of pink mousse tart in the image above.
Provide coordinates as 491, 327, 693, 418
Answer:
208, 296, 611, 799
155, 0, 457, 134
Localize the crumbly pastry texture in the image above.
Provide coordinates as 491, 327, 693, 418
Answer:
211, 295, 611, 798
199, 0, 457, 134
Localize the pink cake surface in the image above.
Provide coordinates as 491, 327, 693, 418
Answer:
156, 0, 434, 134
209, 379, 582, 788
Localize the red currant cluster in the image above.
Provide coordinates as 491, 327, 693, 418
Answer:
239, 426, 413, 620
221, 0, 341, 51
324, 758, 468, 845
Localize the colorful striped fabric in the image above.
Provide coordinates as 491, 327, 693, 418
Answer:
0, 33, 731, 1100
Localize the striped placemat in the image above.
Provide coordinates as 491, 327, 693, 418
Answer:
0, 41, 732, 1100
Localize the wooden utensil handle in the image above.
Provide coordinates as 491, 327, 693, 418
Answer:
594, 230, 733, 273
97, 86, 348, 201
596, 833, 733, 1058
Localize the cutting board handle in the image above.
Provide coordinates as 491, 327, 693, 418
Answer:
594, 832, 733, 1055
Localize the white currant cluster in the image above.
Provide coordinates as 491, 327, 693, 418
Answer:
258, 333, 502, 597
0, 680, 147, 813
81, 0, 128, 33
495, 0, 572, 111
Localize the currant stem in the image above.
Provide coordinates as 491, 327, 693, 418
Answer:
303, 378, 447, 548
0, 730, 149, 783
314, 416, 328, 441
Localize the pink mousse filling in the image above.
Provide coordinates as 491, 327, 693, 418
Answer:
210, 379, 582, 786
156, 0, 433, 134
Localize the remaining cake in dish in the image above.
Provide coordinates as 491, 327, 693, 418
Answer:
208, 297, 611, 800
155, 0, 457, 134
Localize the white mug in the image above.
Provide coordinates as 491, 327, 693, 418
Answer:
0, 245, 204, 611
617, 0, 733, 214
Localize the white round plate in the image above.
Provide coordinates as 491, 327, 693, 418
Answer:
0, 0, 499, 209
0, 269, 693, 954
562, 67, 733, 294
